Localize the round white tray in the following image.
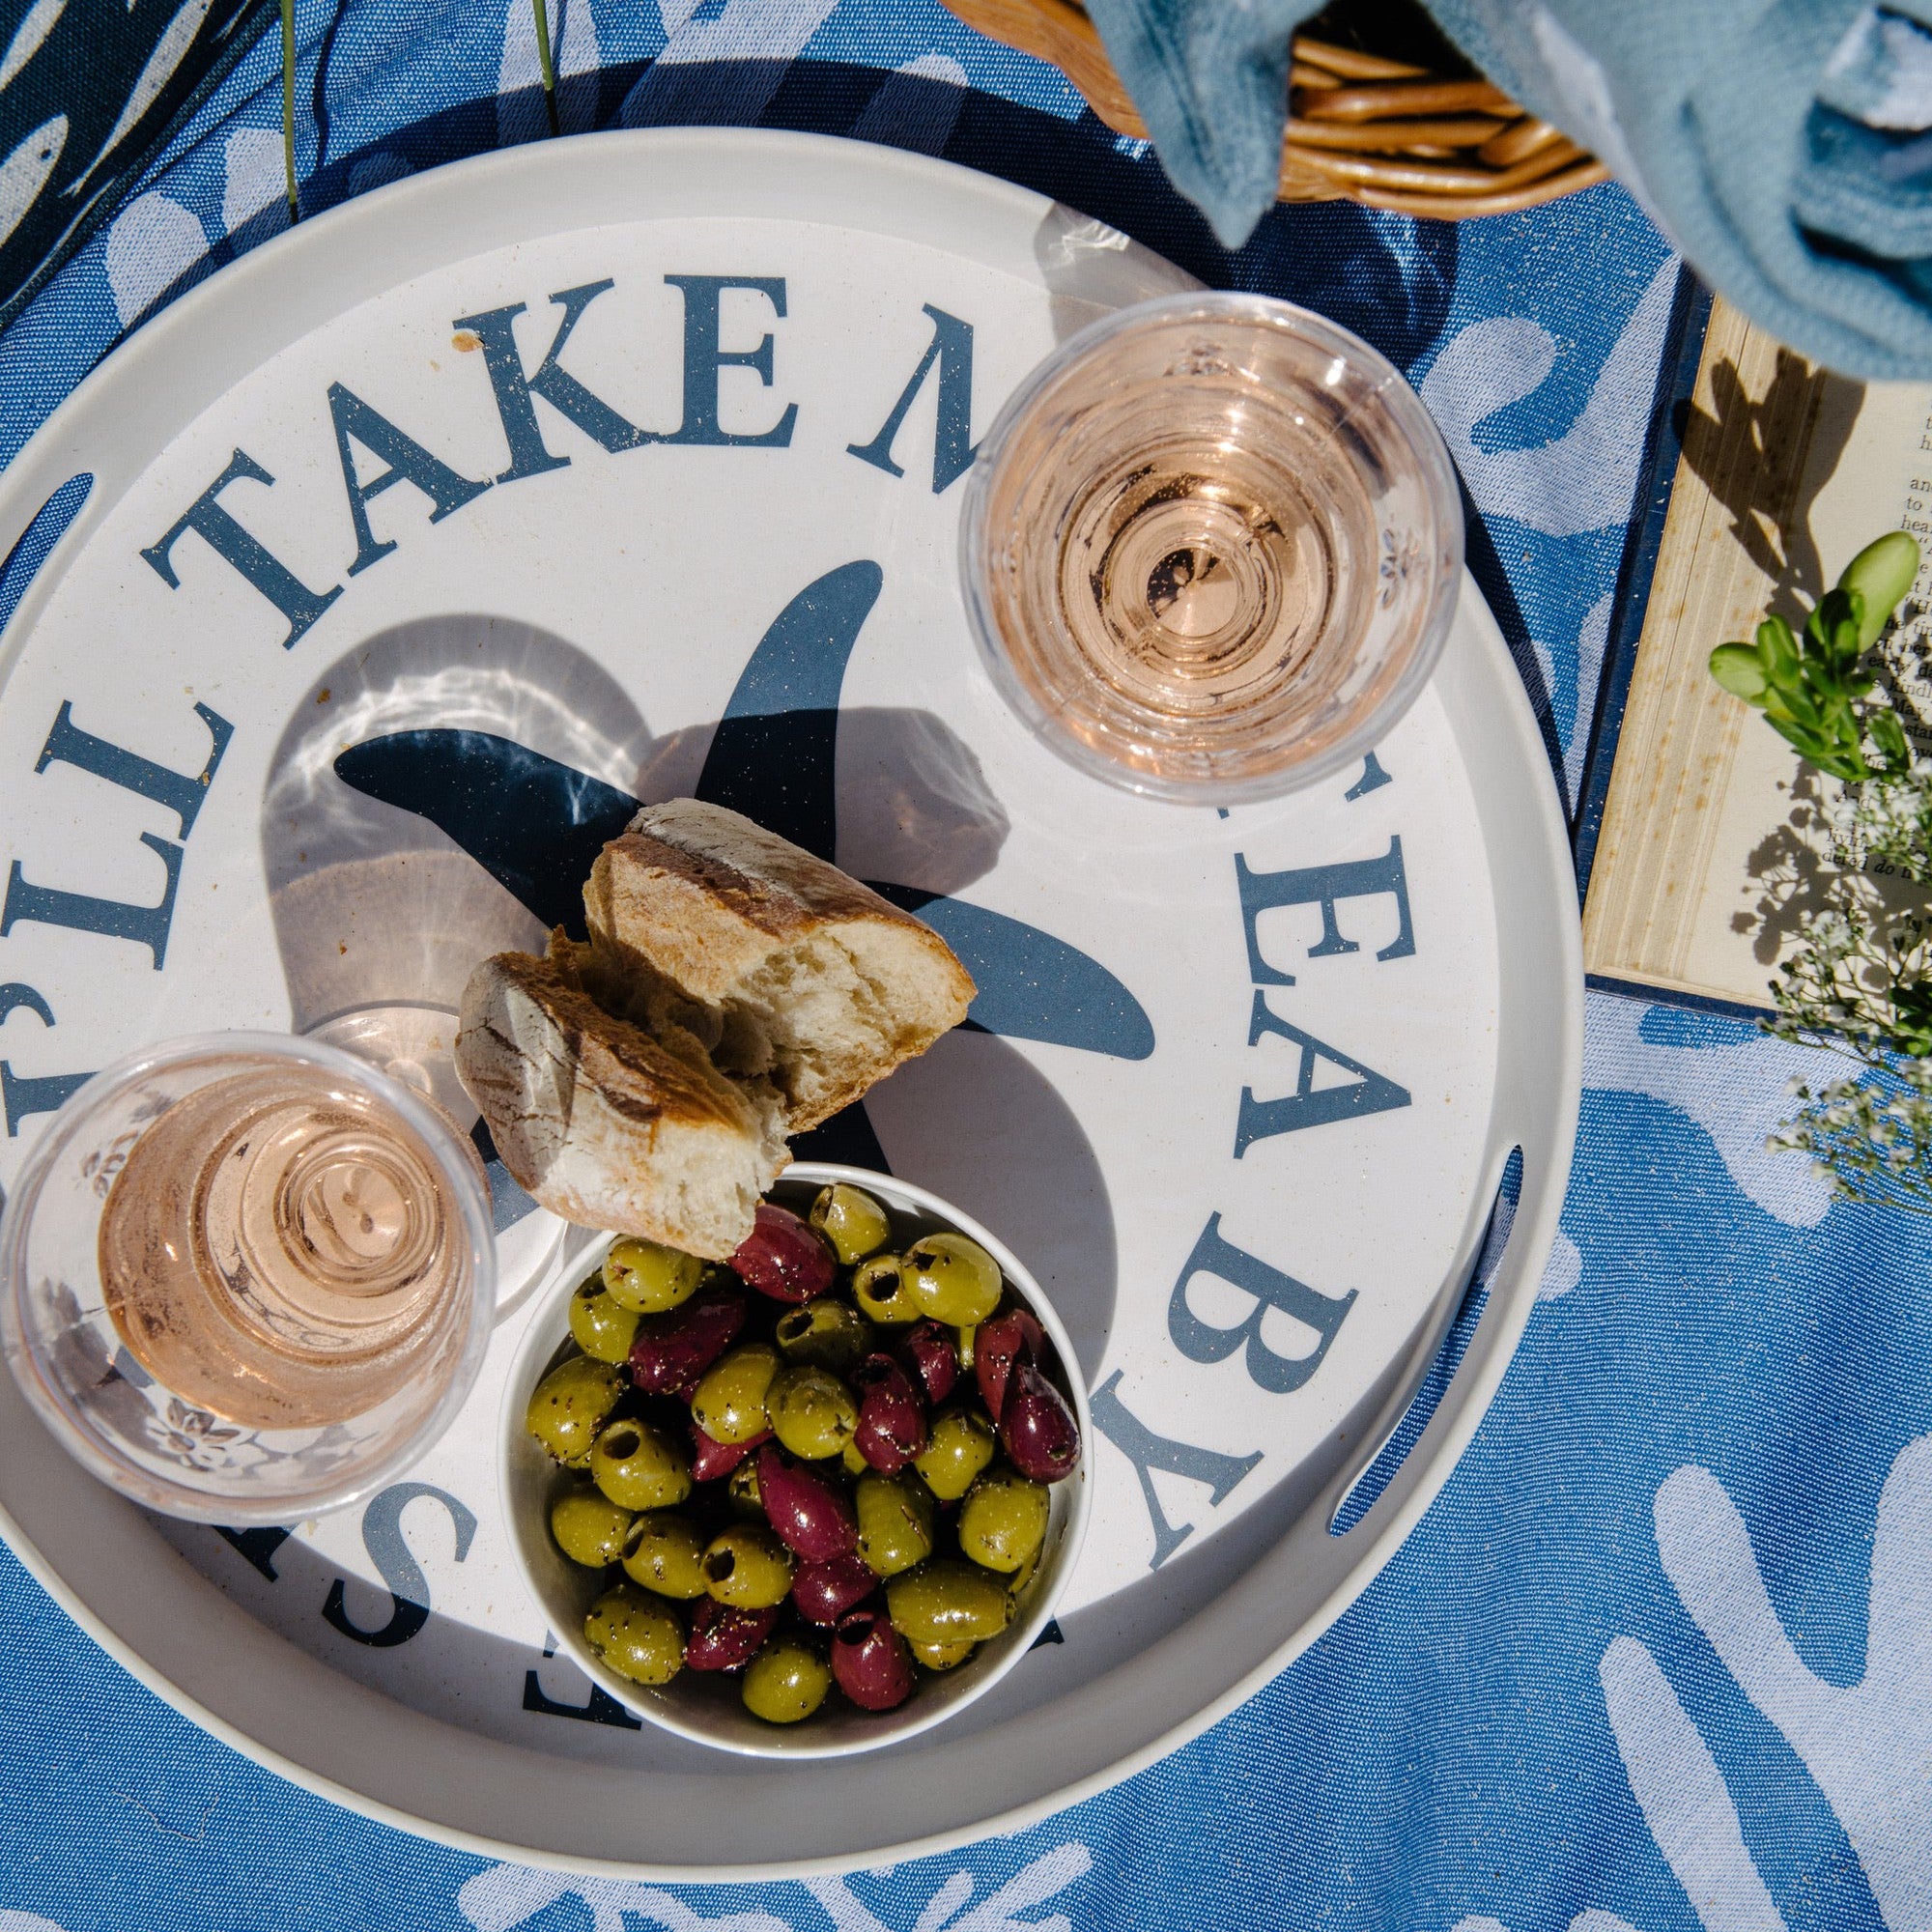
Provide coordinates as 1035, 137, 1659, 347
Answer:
0, 129, 1579, 1878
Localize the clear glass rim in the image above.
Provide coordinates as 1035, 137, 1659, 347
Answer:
958, 289, 1464, 805
0, 1029, 499, 1524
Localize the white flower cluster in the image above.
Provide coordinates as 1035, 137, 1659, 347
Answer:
1764, 895, 1915, 1055
1772, 1060, 1932, 1212
1764, 723, 1932, 1208
1818, 757, 1932, 884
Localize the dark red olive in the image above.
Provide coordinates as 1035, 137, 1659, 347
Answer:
729, 1203, 836, 1303
999, 1360, 1080, 1482
975, 1308, 1044, 1423
691, 1423, 768, 1483
852, 1354, 926, 1473
683, 1597, 779, 1671
831, 1607, 915, 1710
755, 1442, 858, 1562
791, 1549, 877, 1627
628, 1280, 747, 1396
898, 1321, 958, 1405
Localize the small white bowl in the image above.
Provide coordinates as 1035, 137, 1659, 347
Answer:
500, 1161, 1093, 1758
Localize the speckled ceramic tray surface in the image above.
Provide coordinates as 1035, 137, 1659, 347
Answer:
0, 129, 1579, 1878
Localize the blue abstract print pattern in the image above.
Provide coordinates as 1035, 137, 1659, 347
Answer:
0, 0, 273, 331
1, 5, 1928, 1932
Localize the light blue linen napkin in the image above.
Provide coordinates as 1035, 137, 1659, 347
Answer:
1084, 0, 1932, 379
1080, 0, 1321, 246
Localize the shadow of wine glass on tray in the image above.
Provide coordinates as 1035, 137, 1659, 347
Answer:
268, 562, 1139, 1383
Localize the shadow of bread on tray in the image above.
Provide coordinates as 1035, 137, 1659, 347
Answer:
456, 799, 977, 1258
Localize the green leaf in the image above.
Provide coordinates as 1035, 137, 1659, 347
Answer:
1808, 591, 1863, 675
1771, 679, 1824, 730
1838, 530, 1920, 647
1758, 614, 1800, 681
1766, 714, 1867, 779
1804, 591, 1838, 649
1871, 708, 1911, 768
1717, 529, 1920, 786
1709, 642, 1769, 701
1889, 977, 1932, 1055
1764, 714, 1829, 760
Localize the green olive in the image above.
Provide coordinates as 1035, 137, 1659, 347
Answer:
902, 1233, 1004, 1327
856, 1468, 936, 1577
1010, 1541, 1042, 1596
550, 1486, 635, 1567
602, 1236, 705, 1314
914, 1406, 997, 1501
809, 1183, 892, 1265
620, 1512, 709, 1599
583, 1583, 684, 1686
769, 1365, 859, 1460
727, 1456, 764, 1518
958, 1468, 1050, 1574
526, 1354, 625, 1467
841, 1438, 870, 1477
691, 1343, 780, 1444
702, 1523, 794, 1608
886, 1560, 1013, 1646
851, 1253, 919, 1325
775, 1297, 870, 1374
589, 1417, 692, 1510
742, 1637, 833, 1723
568, 1277, 641, 1364
909, 1634, 977, 1671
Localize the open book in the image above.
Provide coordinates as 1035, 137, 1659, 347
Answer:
1579, 296, 1932, 1013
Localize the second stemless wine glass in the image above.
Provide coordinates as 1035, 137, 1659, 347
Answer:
960, 292, 1463, 802
0, 1032, 498, 1523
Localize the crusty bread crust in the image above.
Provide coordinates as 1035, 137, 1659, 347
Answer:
457, 801, 975, 1250
456, 949, 784, 1257
586, 801, 975, 1130
587, 801, 971, 1004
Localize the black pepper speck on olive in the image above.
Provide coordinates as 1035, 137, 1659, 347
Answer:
526, 1355, 624, 1466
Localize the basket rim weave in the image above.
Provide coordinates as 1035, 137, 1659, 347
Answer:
941, 0, 1608, 220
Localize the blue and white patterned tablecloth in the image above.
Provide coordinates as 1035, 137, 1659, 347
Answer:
3, 7, 1930, 1932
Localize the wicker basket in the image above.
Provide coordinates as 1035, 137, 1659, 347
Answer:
941, 0, 1607, 219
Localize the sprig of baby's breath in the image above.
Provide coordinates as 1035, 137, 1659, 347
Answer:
1709, 531, 1932, 1210
1774, 1060, 1932, 1214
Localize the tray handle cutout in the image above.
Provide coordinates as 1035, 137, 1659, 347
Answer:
0, 474, 93, 643
1328, 1145, 1522, 1535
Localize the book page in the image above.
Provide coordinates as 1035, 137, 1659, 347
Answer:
1583, 298, 1929, 1009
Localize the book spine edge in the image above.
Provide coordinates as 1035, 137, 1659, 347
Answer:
1570, 265, 1714, 903
1583, 972, 1774, 1024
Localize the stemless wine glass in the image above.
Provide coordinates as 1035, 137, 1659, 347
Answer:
960, 292, 1463, 802
0, 1032, 498, 1523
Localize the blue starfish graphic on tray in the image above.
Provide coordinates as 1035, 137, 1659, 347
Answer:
330, 561, 1153, 1173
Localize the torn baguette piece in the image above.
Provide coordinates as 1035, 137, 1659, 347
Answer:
457, 943, 787, 1259
583, 799, 977, 1132
456, 801, 976, 1257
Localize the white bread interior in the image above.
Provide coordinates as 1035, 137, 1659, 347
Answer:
455, 800, 975, 1255
583, 800, 976, 1132
457, 944, 786, 1259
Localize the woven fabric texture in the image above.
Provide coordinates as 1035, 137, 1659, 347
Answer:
1, 6, 1927, 1932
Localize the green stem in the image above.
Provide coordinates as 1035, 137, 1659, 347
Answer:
531, 0, 560, 136
281, 0, 298, 223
